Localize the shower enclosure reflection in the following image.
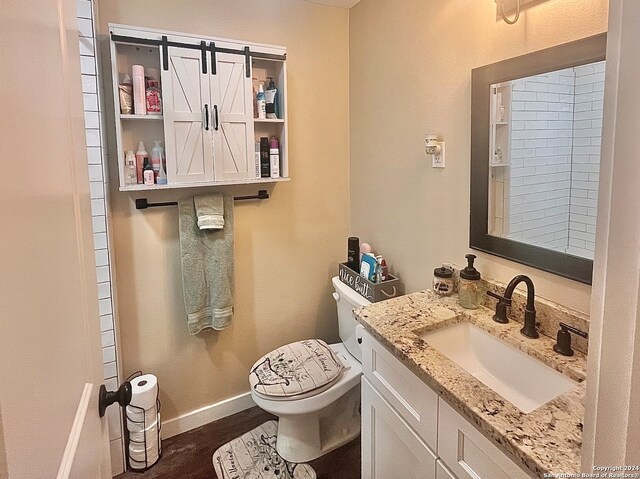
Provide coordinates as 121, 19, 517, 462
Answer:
487, 60, 605, 260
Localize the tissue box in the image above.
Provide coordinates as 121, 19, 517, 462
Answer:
338, 262, 404, 303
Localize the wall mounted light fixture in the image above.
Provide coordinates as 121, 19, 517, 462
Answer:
496, 0, 521, 24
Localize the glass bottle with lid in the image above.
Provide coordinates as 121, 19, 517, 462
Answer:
433, 266, 454, 296
458, 254, 482, 309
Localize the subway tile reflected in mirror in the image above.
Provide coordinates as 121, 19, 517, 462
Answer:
487, 61, 604, 260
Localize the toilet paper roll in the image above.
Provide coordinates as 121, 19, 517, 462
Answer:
129, 447, 159, 467
129, 433, 159, 454
126, 403, 157, 420
127, 416, 157, 433
129, 424, 158, 445
129, 452, 159, 466
129, 436, 159, 453
129, 374, 158, 410
129, 458, 147, 471
126, 407, 159, 433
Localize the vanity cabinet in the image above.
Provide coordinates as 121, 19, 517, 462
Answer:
109, 24, 289, 191
361, 330, 534, 479
362, 378, 437, 479
438, 400, 530, 479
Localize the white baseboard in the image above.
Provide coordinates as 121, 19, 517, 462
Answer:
161, 391, 256, 439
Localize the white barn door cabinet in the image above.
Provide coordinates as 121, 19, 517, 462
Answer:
109, 24, 289, 191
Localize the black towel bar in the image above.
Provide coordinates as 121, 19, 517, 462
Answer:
135, 190, 269, 210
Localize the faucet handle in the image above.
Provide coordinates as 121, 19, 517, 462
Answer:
553, 322, 588, 356
486, 290, 511, 324
487, 290, 512, 305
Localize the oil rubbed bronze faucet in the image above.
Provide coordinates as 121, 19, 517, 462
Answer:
487, 275, 539, 339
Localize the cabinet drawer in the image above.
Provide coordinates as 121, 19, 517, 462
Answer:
361, 330, 439, 451
438, 400, 533, 479
362, 378, 437, 479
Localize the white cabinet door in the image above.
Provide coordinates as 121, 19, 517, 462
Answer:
162, 47, 214, 184
436, 460, 458, 479
438, 400, 533, 479
211, 52, 255, 181
362, 378, 437, 479
361, 330, 439, 451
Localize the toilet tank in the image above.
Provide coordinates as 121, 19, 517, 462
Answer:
332, 276, 370, 362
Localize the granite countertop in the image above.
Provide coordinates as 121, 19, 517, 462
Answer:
354, 290, 587, 478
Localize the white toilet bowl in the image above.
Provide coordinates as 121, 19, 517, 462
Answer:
248, 276, 369, 463
251, 343, 362, 463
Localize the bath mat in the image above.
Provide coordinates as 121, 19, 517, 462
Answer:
212, 420, 316, 479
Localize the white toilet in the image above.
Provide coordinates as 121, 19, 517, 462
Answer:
248, 276, 369, 463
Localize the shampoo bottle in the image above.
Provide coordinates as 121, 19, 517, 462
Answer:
266, 77, 278, 119
135, 140, 148, 184
256, 83, 266, 120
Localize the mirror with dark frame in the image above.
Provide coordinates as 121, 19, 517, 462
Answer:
470, 34, 607, 285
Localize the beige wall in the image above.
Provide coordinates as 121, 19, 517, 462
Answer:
349, 0, 607, 314
98, 1, 350, 420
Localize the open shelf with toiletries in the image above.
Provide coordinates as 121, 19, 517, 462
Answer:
489, 82, 512, 167
251, 57, 288, 180
110, 39, 166, 189
109, 24, 289, 191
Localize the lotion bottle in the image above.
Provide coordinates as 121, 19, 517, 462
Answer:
143, 158, 155, 186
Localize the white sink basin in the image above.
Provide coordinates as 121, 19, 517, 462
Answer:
420, 321, 577, 413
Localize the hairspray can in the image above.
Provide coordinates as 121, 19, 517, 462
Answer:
348, 237, 360, 273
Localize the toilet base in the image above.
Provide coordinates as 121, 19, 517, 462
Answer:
275, 384, 361, 463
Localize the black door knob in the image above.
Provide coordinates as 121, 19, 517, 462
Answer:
98, 381, 132, 417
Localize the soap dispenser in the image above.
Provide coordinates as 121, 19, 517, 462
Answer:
458, 254, 482, 309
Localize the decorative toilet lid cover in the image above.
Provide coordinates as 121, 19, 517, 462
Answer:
249, 339, 345, 398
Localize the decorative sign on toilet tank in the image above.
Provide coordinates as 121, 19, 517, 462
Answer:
339, 263, 403, 303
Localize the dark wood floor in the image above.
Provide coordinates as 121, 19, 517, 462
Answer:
116, 406, 361, 479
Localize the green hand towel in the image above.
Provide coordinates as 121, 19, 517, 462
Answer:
178, 195, 234, 334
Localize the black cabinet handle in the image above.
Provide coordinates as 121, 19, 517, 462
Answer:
204, 104, 209, 130
213, 105, 219, 131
